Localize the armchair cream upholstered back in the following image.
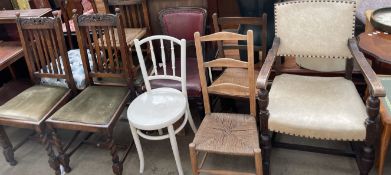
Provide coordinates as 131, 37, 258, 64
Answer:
275, 0, 356, 72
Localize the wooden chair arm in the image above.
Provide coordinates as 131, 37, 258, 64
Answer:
348, 38, 385, 97
256, 37, 280, 89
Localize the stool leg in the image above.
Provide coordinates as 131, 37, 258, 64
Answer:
168, 125, 183, 175
378, 125, 391, 175
130, 126, 144, 174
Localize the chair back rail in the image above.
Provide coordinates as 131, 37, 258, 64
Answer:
16, 12, 77, 91
195, 31, 256, 116
212, 13, 267, 62
134, 35, 186, 93
73, 9, 133, 88
103, 0, 150, 32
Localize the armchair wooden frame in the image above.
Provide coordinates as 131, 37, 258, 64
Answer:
212, 12, 267, 65
256, 37, 385, 175
0, 12, 77, 172
45, 10, 134, 175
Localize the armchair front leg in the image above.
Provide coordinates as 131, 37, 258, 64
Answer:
360, 96, 380, 175
258, 88, 271, 175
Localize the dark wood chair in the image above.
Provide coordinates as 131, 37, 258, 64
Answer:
45, 10, 134, 175
257, 1, 385, 175
189, 31, 262, 175
153, 7, 207, 118
103, 0, 151, 76
0, 12, 77, 172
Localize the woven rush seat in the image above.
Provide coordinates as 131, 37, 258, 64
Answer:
210, 68, 259, 98
50, 86, 128, 125
0, 85, 68, 122
268, 74, 367, 141
193, 113, 259, 155
101, 28, 147, 47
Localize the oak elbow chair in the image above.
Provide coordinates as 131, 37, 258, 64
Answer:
156, 7, 207, 119
0, 12, 77, 172
128, 35, 197, 175
45, 10, 134, 175
257, 1, 385, 175
189, 30, 262, 175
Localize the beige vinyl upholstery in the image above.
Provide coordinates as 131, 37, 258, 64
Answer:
0, 85, 68, 122
268, 74, 367, 141
51, 86, 128, 125
275, 0, 356, 72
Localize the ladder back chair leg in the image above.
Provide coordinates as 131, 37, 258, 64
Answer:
130, 125, 145, 173
189, 143, 198, 175
258, 88, 271, 175
0, 126, 17, 166
108, 135, 122, 175
254, 148, 263, 175
168, 125, 184, 175
51, 128, 71, 173
360, 96, 380, 175
44, 128, 61, 175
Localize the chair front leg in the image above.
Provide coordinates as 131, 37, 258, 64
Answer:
0, 125, 17, 166
168, 125, 184, 175
360, 96, 380, 175
51, 129, 71, 173
40, 129, 60, 175
258, 89, 271, 175
107, 135, 122, 175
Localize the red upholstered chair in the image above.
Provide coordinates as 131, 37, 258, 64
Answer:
156, 7, 207, 118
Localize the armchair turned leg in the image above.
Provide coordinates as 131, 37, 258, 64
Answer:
258, 89, 271, 175
52, 129, 71, 173
360, 96, 380, 175
0, 126, 17, 166
41, 130, 60, 175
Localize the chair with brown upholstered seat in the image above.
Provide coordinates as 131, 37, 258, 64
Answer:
189, 30, 262, 175
0, 12, 77, 173
257, 1, 385, 175
45, 10, 134, 175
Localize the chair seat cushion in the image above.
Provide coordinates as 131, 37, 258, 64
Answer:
150, 58, 201, 97
268, 74, 367, 141
50, 86, 128, 125
193, 113, 259, 156
210, 68, 259, 98
127, 88, 187, 130
0, 85, 68, 122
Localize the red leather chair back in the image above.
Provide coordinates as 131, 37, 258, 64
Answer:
159, 7, 207, 42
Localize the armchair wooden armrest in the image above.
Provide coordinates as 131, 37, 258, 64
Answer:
256, 37, 280, 89
348, 38, 385, 97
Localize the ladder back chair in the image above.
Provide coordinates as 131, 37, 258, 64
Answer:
45, 9, 134, 175
103, 0, 151, 76
156, 7, 207, 118
257, 1, 385, 175
208, 13, 267, 101
128, 35, 197, 175
190, 30, 262, 175
0, 12, 76, 173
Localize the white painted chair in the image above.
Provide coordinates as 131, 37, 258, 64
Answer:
128, 35, 197, 175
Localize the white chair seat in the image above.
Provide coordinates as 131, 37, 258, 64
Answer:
268, 74, 368, 141
127, 87, 187, 130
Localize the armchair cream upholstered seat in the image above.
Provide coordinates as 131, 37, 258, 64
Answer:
256, 1, 385, 175
268, 74, 367, 141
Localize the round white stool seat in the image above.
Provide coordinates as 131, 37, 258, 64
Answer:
127, 87, 187, 130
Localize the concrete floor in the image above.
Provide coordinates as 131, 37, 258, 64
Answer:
0, 109, 390, 175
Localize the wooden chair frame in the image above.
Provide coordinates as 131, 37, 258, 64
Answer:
189, 31, 262, 175
45, 9, 134, 175
0, 12, 77, 172
257, 37, 385, 175
212, 12, 267, 65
